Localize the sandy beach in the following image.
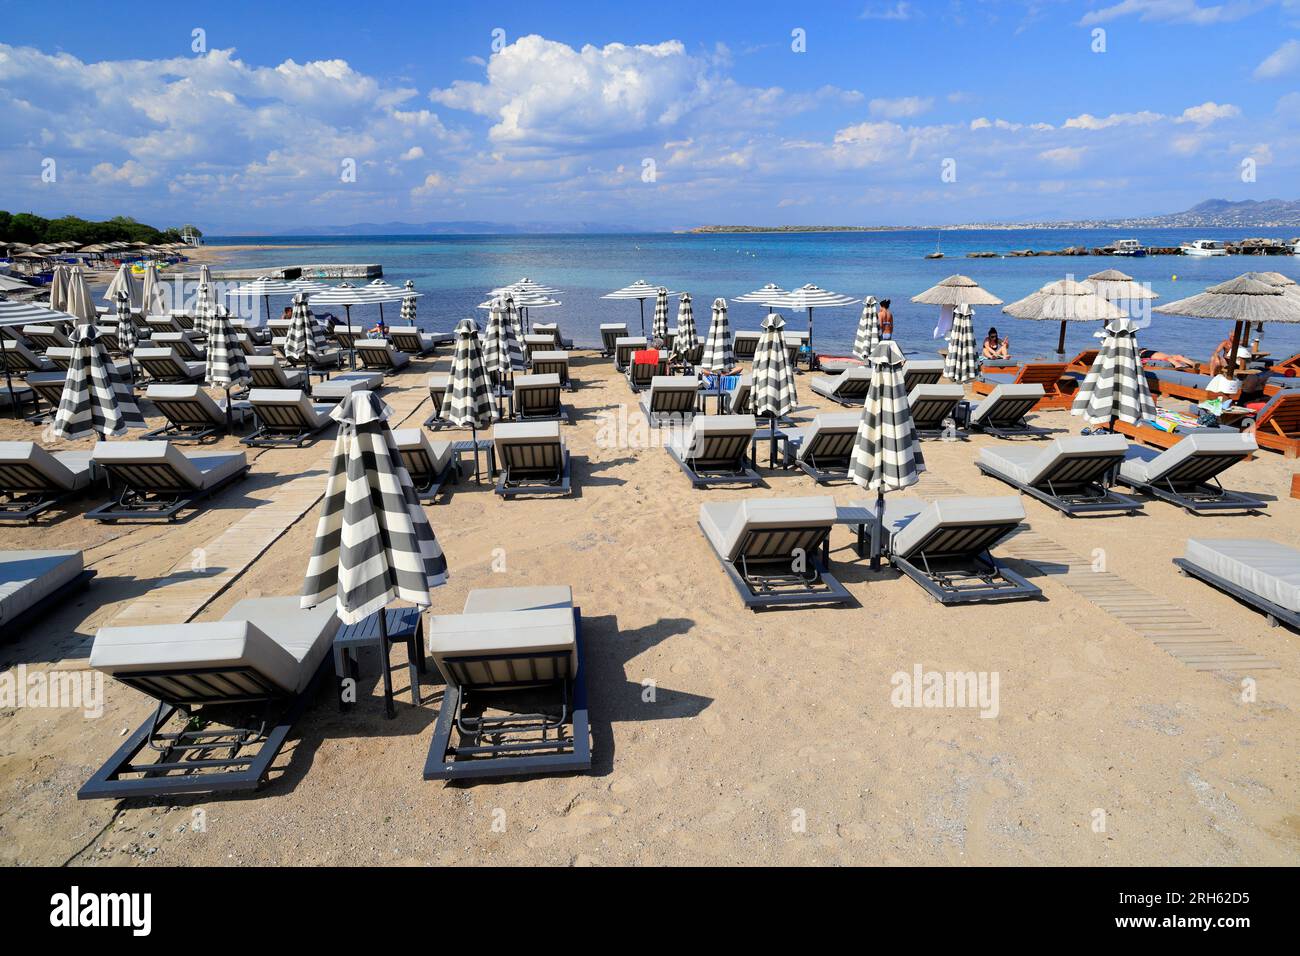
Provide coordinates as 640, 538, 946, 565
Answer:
0, 346, 1297, 868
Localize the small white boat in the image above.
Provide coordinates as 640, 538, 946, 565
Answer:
1112, 239, 1145, 257
1181, 239, 1228, 257
1293, 239, 1299, 257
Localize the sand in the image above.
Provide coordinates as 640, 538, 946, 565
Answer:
0, 351, 1297, 867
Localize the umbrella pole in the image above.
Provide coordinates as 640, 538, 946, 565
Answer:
3, 365, 19, 419
639, 299, 646, 336
346, 305, 356, 369
1225, 321, 1244, 379
807, 308, 816, 371
769, 414, 778, 468
870, 491, 885, 571
471, 423, 480, 484
1056, 320, 1067, 357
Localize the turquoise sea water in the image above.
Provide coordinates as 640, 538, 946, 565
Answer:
203, 229, 1300, 363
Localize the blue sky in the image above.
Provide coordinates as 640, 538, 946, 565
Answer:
1, 0, 1297, 232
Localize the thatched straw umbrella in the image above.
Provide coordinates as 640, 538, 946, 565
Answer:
911, 274, 1003, 308
1002, 278, 1125, 356
1154, 274, 1300, 375
1086, 268, 1160, 304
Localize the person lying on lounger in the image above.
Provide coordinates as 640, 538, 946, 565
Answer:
1139, 349, 1196, 370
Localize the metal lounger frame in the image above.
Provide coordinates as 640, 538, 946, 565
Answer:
86, 461, 250, 522
788, 431, 855, 484
423, 609, 591, 780
400, 447, 461, 503
868, 521, 1040, 605
514, 384, 567, 422
78, 658, 328, 799
142, 396, 230, 444
667, 434, 761, 488
2, 569, 95, 634
702, 521, 851, 610
1173, 558, 1300, 632
1114, 454, 1265, 515
0, 461, 93, 522
495, 444, 572, 498
976, 455, 1142, 517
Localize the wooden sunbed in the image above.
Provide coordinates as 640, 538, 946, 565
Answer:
1248, 392, 1300, 458
972, 362, 1072, 409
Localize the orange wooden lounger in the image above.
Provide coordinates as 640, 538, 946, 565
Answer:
1248, 393, 1300, 458
972, 362, 1072, 409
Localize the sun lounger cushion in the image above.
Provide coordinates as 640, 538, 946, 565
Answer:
356, 341, 410, 369
91, 596, 340, 695
463, 585, 574, 614
249, 388, 332, 427
968, 384, 1047, 425
313, 371, 383, 401
1182, 539, 1300, 614
699, 495, 836, 562
785, 413, 860, 459
1119, 432, 1256, 484
0, 549, 84, 627
810, 367, 871, 400
904, 359, 945, 377
144, 384, 230, 424
494, 420, 563, 448
136, 347, 204, 379
670, 414, 757, 458
2, 340, 56, 371
392, 428, 455, 475
640, 375, 699, 416
872, 496, 1026, 558
0, 441, 94, 491
91, 441, 248, 490
428, 598, 577, 685
978, 434, 1127, 486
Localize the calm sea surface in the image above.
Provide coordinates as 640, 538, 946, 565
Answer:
202, 229, 1300, 362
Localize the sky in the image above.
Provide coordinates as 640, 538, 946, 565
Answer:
1, 0, 1298, 233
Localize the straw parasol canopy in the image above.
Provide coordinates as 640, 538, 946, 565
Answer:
1071, 316, 1157, 428
1086, 269, 1159, 302
944, 304, 979, 384
50, 324, 146, 440
300, 391, 447, 627
1002, 277, 1126, 355
1154, 273, 1300, 373
911, 275, 1003, 307
853, 296, 881, 362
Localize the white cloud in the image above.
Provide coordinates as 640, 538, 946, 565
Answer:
1176, 101, 1240, 125
400, 146, 425, 160
411, 171, 447, 196
89, 160, 156, 187
1039, 146, 1087, 168
860, 2, 916, 19
1079, 0, 1261, 27
1063, 110, 1164, 130
1254, 38, 1300, 79
868, 96, 934, 118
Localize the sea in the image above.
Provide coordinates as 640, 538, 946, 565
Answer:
200, 228, 1300, 363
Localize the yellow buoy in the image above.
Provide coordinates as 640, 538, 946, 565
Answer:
1171, 275, 1177, 281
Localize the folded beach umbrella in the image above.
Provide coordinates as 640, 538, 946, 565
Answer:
652, 287, 671, 343
943, 304, 979, 384
853, 296, 881, 362
400, 280, 418, 326
673, 292, 699, 366
732, 283, 788, 312
192, 264, 213, 336
604, 280, 678, 336
139, 263, 166, 318
114, 290, 139, 379
284, 292, 331, 367
700, 297, 735, 372
445, 318, 497, 480
482, 296, 524, 387
772, 284, 858, 362
1071, 316, 1157, 428
1002, 277, 1125, 356
51, 324, 145, 440
65, 266, 98, 323
1154, 273, 1300, 374
104, 263, 138, 308
301, 390, 447, 628
0, 299, 76, 416
850, 339, 925, 569
48, 264, 70, 314
753, 313, 798, 464
502, 292, 527, 342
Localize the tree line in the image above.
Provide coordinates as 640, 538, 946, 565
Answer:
0, 211, 202, 247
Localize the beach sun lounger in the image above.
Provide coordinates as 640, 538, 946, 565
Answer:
243, 388, 334, 447
424, 586, 590, 780
1174, 539, 1300, 632
332, 324, 368, 351
728, 374, 753, 415
246, 354, 308, 390
1115, 432, 1265, 514
423, 373, 451, 429
903, 359, 945, 392
143, 384, 251, 443
909, 384, 966, 437
965, 384, 1051, 437
355, 339, 411, 374
809, 366, 872, 406
512, 373, 567, 422
0, 442, 96, 522
493, 421, 571, 497
312, 370, 383, 403
847, 496, 1040, 604
529, 350, 573, 390
976, 434, 1142, 516
145, 315, 184, 336
80, 596, 340, 798
627, 350, 668, 391
614, 336, 647, 371
732, 330, 760, 362
1246, 391, 1300, 459
0, 549, 94, 632
86, 440, 250, 522
973, 361, 1071, 409
531, 322, 574, 350
20, 324, 72, 351
153, 331, 206, 361
699, 496, 851, 609
600, 323, 628, 357
666, 414, 762, 488
522, 334, 555, 364
41, 347, 77, 371
1, 339, 58, 374
22, 371, 68, 419
393, 428, 459, 502
781, 413, 860, 483
387, 326, 439, 356
639, 375, 700, 426
136, 347, 204, 384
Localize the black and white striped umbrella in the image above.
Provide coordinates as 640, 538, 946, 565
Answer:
753, 313, 798, 465
114, 290, 139, 380
603, 280, 678, 335
193, 264, 214, 336
51, 324, 145, 440
943, 304, 980, 384
444, 318, 497, 429
482, 296, 524, 381
204, 306, 251, 390
772, 283, 859, 353
652, 286, 671, 342
1071, 316, 1157, 427
400, 280, 418, 324
732, 283, 788, 311
301, 390, 447, 625
700, 296, 734, 371
850, 340, 925, 568
284, 292, 330, 365
673, 292, 698, 364
853, 296, 881, 361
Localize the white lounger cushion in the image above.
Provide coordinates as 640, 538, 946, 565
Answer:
91, 596, 340, 695
859, 495, 1025, 558
145, 384, 228, 423
392, 428, 455, 474
784, 413, 860, 459
249, 388, 332, 426
699, 495, 836, 562
136, 347, 203, 377
968, 384, 1045, 425
0, 441, 94, 491
0, 549, 84, 627
91, 441, 248, 490
529, 350, 569, 367
1183, 539, 1300, 613
356, 340, 410, 367
313, 371, 383, 401
904, 359, 945, 376
978, 434, 1127, 485
1119, 432, 1256, 484
429, 585, 576, 685
247, 355, 306, 387
514, 373, 561, 392
670, 414, 756, 458
463, 585, 574, 614
494, 420, 563, 446
908, 383, 965, 406
810, 366, 871, 399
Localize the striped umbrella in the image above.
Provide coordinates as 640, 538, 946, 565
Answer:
444, 318, 497, 481
104, 263, 137, 308
139, 263, 166, 317
943, 304, 979, 384
673, 292, 699, 366
51, 324, 145, 440
1071, 316, 1157, 428
752, 313, 799, 465
700, 297, 735, 413
732, 283, 788, 312
853, 296, 881, 362
652, 287, 671, 343
114, 290, 139, 380
284, 292, 331, 367
193, 264, 214, 335
771, 284, 859, 363
400, 280, 418, 325
301, 390, 447, 628
482, 296, 524, 386
850, 339, 925, 569
603, 280, 678, 336
502, 292, 526, 344
204, 303, 251, 428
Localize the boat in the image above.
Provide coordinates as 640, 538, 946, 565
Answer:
1180, 239, 1228, 257
1293, 239, 1299, 257
1111, 239, 1145, 257
925, 233, 944, 259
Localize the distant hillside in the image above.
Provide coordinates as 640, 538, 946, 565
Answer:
1143, 198, 1300, 228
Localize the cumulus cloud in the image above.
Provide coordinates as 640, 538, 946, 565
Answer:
1079, 0, 1261, 27
1063, 110, 1164, 130
868, 96, 934, 118
860, 2, 916, 20
1039, 146, 1087, 168
1176, 101, 1240, 125
1254, 38, 1300, 79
